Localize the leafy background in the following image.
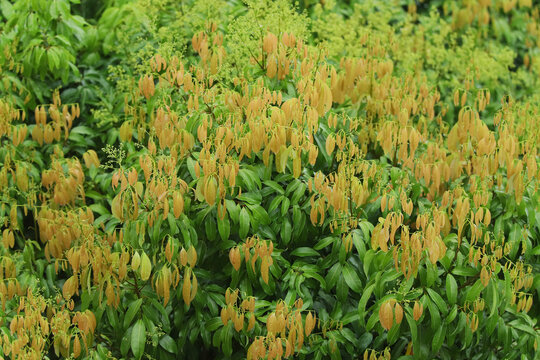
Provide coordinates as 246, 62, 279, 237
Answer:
0, 0, 538, 359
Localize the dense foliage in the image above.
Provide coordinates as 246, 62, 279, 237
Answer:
0, 0, 539, 359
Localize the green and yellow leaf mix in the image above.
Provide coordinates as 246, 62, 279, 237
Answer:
0, 0, 538, 359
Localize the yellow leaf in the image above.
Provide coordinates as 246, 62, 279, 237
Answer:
131, 251, 141, 271
140, 252, 152, 281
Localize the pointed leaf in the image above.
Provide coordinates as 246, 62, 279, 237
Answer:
131, 319, 146, 359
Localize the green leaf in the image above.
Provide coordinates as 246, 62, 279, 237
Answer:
0, 0, 14, 18
290, 182, 306, 205
446, 273, 458, 305
445, 304, 458, 324
239, 207, 250, 239
89, 204, 110, 216
131, 319, 146, 360
302, 268, 326, 289
336, 276, 349, 303
268, 195, 283, 214
238, 168, 261, 191
290, 247, 319, 257
264, 180, 284, 194
281, 218, 292, 244
159, 334, 178, 353
508, 321, 538, 337
281, 196, 290, 216
357, 332, 373, 350
205, 317, 223, 332
217, 214, 230, 242
246, 204, 270, 225
358, 282, 375, 326
237, 192, 262, 205
363, 250, 375, 277
452, 266, 478, 277
342, 264, 363, 293
387, 321, 401, 345
222, 323, 233, 356
121, 327, 132, 357
314, 236, 335, 250
326, 263, 342, 291
405, 311, 418, 348
427, 298, 441, 330
432, 323, 445, 353
427, 288, 448, 314
123, 298, 143, 328
465, 279, 484, 303
47, 47, 60, 71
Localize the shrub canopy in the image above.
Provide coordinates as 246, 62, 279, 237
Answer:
0, 0, 539, 359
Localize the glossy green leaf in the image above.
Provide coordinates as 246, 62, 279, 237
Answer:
432, 323, 446, 353
123, 298, 143, 329
446, 273, 458, 305
342, 264, 363, 293
131, 319, 146, 360
239, 207, 250, 239
290, 247, 319, 257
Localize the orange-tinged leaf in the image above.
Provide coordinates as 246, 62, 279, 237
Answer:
204, 177, 217, 206
73, 335, 81, 358
267, 313, 277, 332
221, 307, 229, 326
111, 193, 123, 220
413, 301, 423, 321
62, 275, 77, 300
305, 311, 315, 336
173, 191, 184, 218
180, 248, 188, 266
183, 269, 192, 306
379, 301, 393, 330
261, 256, 269, 284
229, 247, 241, 271
394, 303, 403, 324
187, 246, 197, 267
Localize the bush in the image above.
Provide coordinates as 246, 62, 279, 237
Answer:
0, 0, 538, 359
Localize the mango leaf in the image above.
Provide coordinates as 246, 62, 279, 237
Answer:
131, 319, 146, 360
246, 203, 270, 225
432, 323, 446, 353
427, 298, 441, 330
239, 207, 250, 239
465, 279, 484, 303
326, 263, 342, 291
427, 288, 448, 314
290, 247, 319, 257
263, 180, 284, 194
314, 236, 335, 250
358, 282, 375, 326
159, 334, 178, 353
217, 213, 230, 241
452, 267, 478, 277
446, 274, 458, 305
280, 218, 292, 244
123, 298, 143, 328
342, 263, 363, 293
